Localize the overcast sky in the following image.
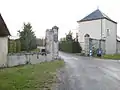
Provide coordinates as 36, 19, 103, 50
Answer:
0, 0, 119, 39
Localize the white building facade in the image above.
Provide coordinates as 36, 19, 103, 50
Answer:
77, 9, 117, 54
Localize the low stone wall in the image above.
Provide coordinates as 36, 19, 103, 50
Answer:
7, 53, 53, 67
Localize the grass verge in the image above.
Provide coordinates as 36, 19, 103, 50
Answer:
0, 60, 64, 90
31, 48, 40, 52
101, 54, 120, 60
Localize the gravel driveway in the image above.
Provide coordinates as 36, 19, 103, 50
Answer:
56, 52, 120, 90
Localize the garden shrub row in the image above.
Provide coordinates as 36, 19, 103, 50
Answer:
59, 41, 82, 53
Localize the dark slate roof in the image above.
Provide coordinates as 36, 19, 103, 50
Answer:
77, 9, 117, 24
0, 14, 10, 37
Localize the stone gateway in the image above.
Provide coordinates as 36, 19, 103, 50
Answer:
45, 26, 59, 59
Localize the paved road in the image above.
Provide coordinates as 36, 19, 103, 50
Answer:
57, 52, 120, 90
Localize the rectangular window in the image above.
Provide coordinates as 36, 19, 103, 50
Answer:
107, 29, 110, 36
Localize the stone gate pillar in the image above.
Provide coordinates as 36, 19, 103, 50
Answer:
45, 29, 50, 53
52, 26, 59, 59
84, 34, 90, 56
45, 29, 54, 59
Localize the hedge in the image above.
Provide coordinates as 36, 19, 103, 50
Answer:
59, 41, 82, 53
8, 39, 21, 53
15, 39, 21, 52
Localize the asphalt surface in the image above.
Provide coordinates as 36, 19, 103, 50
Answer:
57, 52, 120, 90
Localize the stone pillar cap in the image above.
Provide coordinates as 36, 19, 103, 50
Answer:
52, 26, 59, 30
84, 34, 90, 37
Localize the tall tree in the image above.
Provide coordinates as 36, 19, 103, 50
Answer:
66, 30, 73, 41
18, 23, 37, 51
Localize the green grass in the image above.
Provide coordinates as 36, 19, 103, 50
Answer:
102, 54, 120, 60
0, 60, 64, 90
31, 48, 40, 52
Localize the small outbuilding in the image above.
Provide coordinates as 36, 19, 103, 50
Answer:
0, 14, 10, 67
